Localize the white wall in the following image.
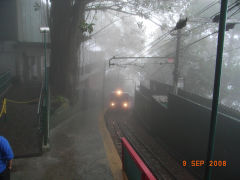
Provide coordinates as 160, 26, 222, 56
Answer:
16, 0, 49, 43
0, 42, 17, 75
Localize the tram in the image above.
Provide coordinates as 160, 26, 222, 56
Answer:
108, 89, 131, 111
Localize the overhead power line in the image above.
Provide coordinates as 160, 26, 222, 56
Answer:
184, 31, 218, 49
109, 55, 173, 64
229, 7, 240, 18
119, 31, 172, 65
135, 31, 171, 56
211, 0, 239, 20
194, 0, 219, 17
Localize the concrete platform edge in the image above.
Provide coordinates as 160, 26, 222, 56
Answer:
98, 112, 126, 180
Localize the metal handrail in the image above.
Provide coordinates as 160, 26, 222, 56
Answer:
37, 81, 44, 115
0, 71, 12, 96
0, 71, 10, 79
121, 137, 156, 180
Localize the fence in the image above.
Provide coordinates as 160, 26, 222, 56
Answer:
37, 82, 50, 149
121, 137, 156, 180
0, 71, 12, 95
134, 89, 240, 179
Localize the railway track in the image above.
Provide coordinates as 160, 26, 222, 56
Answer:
105, 112, 123, 154
105, 111, 177, 180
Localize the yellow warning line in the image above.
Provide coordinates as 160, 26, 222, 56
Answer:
98, 112, 126, 180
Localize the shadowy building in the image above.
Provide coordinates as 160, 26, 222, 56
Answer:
0, 0, 50, 83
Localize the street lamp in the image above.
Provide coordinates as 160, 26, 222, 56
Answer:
40, 26, 50, 147
40, 27, 50, 32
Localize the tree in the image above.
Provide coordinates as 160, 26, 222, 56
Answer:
50, 0, 183, 101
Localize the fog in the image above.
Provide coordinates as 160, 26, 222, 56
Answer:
1, 0, 240, 109
1, 1, 240, 179
77, 0, 240, 111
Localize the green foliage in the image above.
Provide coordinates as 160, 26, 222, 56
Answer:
55, 96, 66, 104
79, 22, 95, 34
50, 96, 68, 114
51, 95, 67, 104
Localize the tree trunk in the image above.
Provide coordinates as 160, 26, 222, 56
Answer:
50, 0, 87, 102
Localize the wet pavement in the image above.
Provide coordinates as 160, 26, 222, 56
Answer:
0, 83, 42, 157
12, 106, 113, 180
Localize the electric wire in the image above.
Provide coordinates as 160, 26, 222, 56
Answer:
141, 21, 210, 57
183, 31, 218, 50
136, 32, 171, 56
108, 0, 239, 74
228, 7, 240, 18
210, 1, 239, 19
103, 0, 219, 66
165, 30, 218, 58
129, 28, 217, 78
111, 31, 172, 65
133, 12, 217, 59
116, 1, 240, 86
194, 0, 219, 17
113, 20, 211, 66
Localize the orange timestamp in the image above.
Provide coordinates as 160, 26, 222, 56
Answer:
182, 160, 227, 167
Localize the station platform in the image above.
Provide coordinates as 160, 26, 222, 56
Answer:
12, 106, 124, 180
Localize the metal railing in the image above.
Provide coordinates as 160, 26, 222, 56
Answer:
121, 137, 156, 180
0, 71, 12, 95
37, 80, 50, 150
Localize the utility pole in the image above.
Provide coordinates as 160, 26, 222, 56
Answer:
205, 0, 228, 179
172, 18, 187, 95
173, 29, 181, 95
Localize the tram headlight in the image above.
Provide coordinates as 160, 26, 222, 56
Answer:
116, 89, 122, 96
110, 102, 115, 107
123, 102, 128, 108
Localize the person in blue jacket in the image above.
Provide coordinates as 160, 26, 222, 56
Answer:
0, 136, 14, 180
